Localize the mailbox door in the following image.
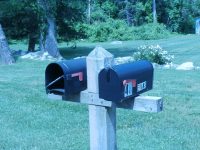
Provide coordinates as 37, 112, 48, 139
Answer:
99, 69, 123, 101
65, 72, 86, 95
45, 63, 65, 95
60, 58, 87, 97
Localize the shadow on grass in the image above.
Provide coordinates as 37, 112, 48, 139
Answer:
59, 47, 92, 59
12, 50, 28, 62
59, 46, 137, 59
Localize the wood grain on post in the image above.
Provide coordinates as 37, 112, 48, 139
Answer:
86, 46, 113, 93
86, 46, 117, 150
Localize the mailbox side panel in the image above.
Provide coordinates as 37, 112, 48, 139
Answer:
114, 60, 154, 100
58, 58, 87, 97
134, 69, 153, 94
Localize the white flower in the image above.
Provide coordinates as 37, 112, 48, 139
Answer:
134, 44, 173, 64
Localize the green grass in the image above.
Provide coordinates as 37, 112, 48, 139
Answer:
60, 34, 200, 66
1, 35, 200, 149
11, 34, 200, 65
9, 40, 30, 51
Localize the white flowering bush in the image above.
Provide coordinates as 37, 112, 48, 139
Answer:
133, 44, 174, 65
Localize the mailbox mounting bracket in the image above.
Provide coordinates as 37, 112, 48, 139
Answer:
48, 91, 163, 113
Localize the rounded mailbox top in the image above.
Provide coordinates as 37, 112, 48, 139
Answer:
112, 60, 153, 80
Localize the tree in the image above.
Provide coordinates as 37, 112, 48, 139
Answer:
45, 17, 60, 57
125, 0, 132, 26
113, 0, 132, 26
56, 0, 87, 41
88, 0, 91, 24
0, 24, 15, 65
153, 0, 157, 23
0, 0, 42, 53
37, 0, 60, 58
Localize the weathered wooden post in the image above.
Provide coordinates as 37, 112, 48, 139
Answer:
86, 46, 116, 150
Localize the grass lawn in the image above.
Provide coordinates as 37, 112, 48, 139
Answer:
59, 34, 200, 66
0, 35, 200, 150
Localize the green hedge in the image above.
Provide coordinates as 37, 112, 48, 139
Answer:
80, 19, 134, 42
76, 20, 172, 42
133, 23, 171, 40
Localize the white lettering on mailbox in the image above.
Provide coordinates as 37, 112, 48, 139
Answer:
124, 82, 133, 97
137, 81, 147, 92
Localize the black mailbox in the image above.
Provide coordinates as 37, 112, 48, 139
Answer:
98, 60, 153, 102
45, 58, 87, 98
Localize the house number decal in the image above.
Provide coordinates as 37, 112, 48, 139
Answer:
124, 82, 133, 97
137, 81, 147, 92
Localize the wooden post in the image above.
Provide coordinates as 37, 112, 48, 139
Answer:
87, 46, 117, 150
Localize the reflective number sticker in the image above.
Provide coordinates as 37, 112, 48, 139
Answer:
124, 82, 133, 97
137, 81, 147, 92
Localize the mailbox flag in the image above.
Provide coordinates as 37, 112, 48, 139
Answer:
123, 79, 136, 87
71, 72, 83, 81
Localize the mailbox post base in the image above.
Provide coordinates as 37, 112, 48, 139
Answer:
89, 104, 117, 150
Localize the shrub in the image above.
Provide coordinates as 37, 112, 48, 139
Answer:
82, 19, 134, 42
76, 21, 172, 42
133, 44, 173, 65
133, 23, 171, 40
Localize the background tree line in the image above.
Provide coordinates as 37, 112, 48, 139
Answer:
0, 0, 200, 53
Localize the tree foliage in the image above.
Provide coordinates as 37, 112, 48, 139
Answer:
0, 0, 200, 45
0, 0, 42, 39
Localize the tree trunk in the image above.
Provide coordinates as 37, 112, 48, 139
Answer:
45, 17, 60, 58
28, 33, 37, 52
39, 32, 45, 52
153, 0, 157, 23
125, 0, 132, 26
37, 0, 60, 58
0, 24, 15, 65
87, 0, 91, 24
